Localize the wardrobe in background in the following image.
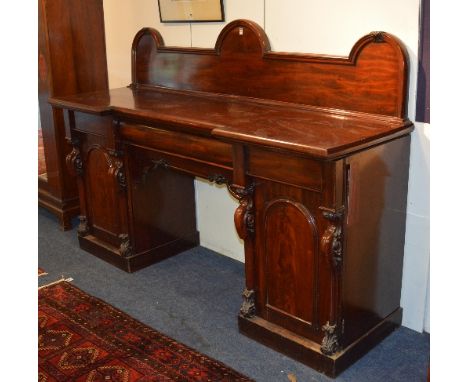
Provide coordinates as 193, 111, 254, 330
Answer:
38, 0, 108, 229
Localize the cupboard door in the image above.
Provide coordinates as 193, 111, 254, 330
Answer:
68, 130, 129, 251
265, 199, 319, 322
84, 147, 125, 246
255, 181, 329, 342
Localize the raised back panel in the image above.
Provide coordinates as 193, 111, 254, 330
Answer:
132, 19, 409, 117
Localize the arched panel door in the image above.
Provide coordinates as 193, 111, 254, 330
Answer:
264, 199, 320, 339
85, 147, 123, 246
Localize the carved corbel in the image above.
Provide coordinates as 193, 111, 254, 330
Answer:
205, 175, 255, 239
228, 183, 255, 239
77, 215, 89, 237
111, 160, 127, 190
118, 234, 133, 258
65, 137, 84, 177
320, 207, 344, 269
108, 150, 127, 191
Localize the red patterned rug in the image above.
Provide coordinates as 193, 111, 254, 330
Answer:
39, 281, 253, 381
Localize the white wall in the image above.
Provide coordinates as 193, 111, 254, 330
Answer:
103, 0, 429, 332
103, 0, 191, 88
401, 121, 430, 332
424, 265, 430, 332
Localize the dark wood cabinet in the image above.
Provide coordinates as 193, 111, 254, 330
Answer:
50, 20, 413, 377
38, 0, 108, 229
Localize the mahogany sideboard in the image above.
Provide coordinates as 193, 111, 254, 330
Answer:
50, 20, 413, 377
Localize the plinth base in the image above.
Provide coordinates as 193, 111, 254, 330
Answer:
78, 232, 200, 273
238, 308, 402, 378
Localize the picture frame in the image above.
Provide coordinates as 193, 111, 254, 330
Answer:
158, 0, 225, 23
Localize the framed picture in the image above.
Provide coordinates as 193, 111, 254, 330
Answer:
158, 0, 225, 23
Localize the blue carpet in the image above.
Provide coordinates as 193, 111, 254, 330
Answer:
38, 208, 429, 381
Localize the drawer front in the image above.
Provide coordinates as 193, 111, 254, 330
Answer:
119, 122, 233, 169
127, 144, 233, 186
248, 147, 323, 192
73, 112, 113, 137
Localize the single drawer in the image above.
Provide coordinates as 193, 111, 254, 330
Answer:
127, 145, 233, 184
73, 112, 113, 137
119, 122, 233, 169
248, 147, 323, 192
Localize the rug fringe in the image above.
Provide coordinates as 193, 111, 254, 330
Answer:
38, 272, 48, 277
39, 277, 73, 290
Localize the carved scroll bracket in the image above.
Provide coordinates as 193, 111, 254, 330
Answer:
108, 150, 127, 191
228, 183, 255, 239
65, 137, 84, 177
111, 161, 127, 190
319, 207, 344, 269
206, 174, 255, 239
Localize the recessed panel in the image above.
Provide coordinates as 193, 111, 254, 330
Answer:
265, 199, 319, 327
86, 148, 121, 244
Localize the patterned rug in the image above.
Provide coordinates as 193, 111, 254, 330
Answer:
39, 281, 253, 381
38, 267, 47, 276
